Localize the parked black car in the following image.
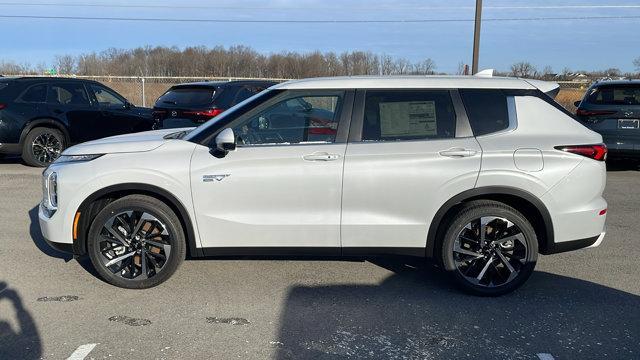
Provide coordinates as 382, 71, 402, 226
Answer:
153, 80, 276, 129
575, 80, 640, 158
0, 77, 154, 166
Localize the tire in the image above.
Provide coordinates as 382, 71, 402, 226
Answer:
21, 127, 65, 167
438, 200, 538, 296
87, 195, 186, 289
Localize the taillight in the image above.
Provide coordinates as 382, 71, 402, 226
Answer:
184, 108, 224, 117
0, 103, 6, 110
576, 109, 616, 116
555, 144, 607, 161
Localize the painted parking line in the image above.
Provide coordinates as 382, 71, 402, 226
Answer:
67, 344, 98, 360
537, 353, 555, 360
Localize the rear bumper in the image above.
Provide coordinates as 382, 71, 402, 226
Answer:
544, 230, 605, 254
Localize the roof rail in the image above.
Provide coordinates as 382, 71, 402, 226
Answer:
474, 69, 495, 77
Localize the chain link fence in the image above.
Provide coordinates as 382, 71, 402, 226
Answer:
5, 74, 592, 112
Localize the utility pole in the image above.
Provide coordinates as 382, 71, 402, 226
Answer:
471, 0, 483, 74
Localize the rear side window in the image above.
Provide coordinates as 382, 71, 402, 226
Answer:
48, 83, 90, 105
157, 87, 215, 107
362, 90, 456, 141
586, 84, 640, 105
19, 84, 48, 103
460, 89, 509, 136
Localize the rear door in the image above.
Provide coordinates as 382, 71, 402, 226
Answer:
46, 82, 101, 143
340, 89, 481, 254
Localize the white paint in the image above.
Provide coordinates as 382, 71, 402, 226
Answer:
537, 353, 555, 360
67, 343, 97, 360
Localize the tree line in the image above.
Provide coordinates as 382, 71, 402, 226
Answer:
1, 45, 437, 78
1, 45, 639, 79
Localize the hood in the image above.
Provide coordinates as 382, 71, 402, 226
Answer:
63, 128, 194, 155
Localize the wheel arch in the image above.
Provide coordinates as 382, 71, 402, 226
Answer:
74, 183, 202, 258
426, 186, 554, 258
20, 118, 71, 146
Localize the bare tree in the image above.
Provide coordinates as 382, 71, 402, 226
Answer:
634, 57, 640, 72
510, 61, 537, 78
54, 55, 76, 74
412, 59, 436, 75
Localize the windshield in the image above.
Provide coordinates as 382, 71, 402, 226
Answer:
184, 89, 281, 142
157, 87, 216, 107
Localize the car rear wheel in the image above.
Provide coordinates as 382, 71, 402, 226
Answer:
87, 195, 186, 289
22, 127, 65, 167
438, 200, 538, 296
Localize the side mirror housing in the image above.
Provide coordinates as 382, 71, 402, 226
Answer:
211, 128, 236, 158
573, 100, 581, 107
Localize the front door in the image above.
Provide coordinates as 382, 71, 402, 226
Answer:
190, 90, 352, 253
47, 82, 101, 143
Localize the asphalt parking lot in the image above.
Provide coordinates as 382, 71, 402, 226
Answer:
0, 157, 638, 360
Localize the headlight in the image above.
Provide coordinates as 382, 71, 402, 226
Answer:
54, 154, 104, 164
41, 170, 57, 217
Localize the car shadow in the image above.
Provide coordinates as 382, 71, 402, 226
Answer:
0, 282, 42, 360
27, 206, 73, 262
275, 258, 640, 359
0, 155, 23, 165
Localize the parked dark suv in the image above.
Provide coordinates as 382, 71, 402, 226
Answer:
153, 80, 276, 129
575, 80, 640, 158
0, 77, 154, 166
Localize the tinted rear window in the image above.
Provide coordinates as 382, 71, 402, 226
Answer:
586, 84, 640, 105
157, 87, 216, 107
460, 89, 510, 136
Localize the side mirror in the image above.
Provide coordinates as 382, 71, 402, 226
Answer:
211, 128, 236, 157
573, 100, 581, 107
124, 101, 133, 109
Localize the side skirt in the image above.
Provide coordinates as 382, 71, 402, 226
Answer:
199, 247, 426, 258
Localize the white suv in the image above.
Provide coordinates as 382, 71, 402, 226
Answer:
39, 75, 607, 296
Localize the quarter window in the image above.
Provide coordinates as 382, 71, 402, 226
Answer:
19, 84, 48, 103
48, 83, 90, 106
460, 89, 510, 136
232, 92, 343, 146
362, 90, 456, 141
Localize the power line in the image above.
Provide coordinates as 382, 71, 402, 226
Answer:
1, 14, 640, 23
2, 2, 640, 11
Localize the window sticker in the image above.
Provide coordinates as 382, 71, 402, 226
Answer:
379, 101, 437, 137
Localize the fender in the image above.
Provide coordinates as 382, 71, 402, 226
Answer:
425, 186, 554, 258
74, 183, 202, 258
20, 117, 71, 146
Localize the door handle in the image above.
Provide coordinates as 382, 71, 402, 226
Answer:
303, 152, 341, 161
438, 148, 477, 158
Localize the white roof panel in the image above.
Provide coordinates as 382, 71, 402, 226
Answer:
271, 75, 536, 90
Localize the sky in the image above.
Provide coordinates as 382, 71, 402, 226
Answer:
1, 0, 640, 74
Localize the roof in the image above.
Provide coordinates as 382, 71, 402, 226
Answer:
271, 75, 537, 90
592, 79, 640, 86
172, 80, 279, 88
4, 76, 99, 83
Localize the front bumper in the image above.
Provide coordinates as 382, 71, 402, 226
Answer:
39, 203, 75, 255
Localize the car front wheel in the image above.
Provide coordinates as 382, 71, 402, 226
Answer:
438, 200, 538, 296
87, 195, 186, 289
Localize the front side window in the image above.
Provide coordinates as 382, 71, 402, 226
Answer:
362, 90, 456, 141
91, 84, 126, 108
18, 84, 47, 103
48, 83, 90, 106
232, 92, 343, 146
460, 89, 510, 136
